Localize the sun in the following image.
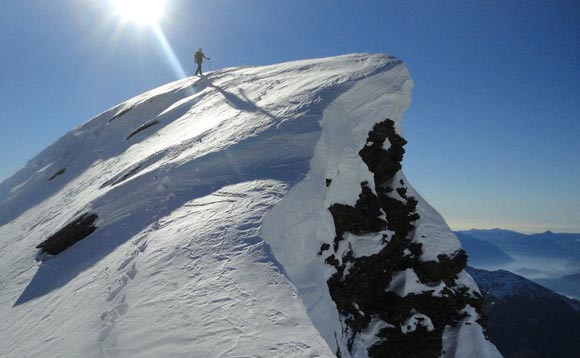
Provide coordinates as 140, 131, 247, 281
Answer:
112, 0, 167, 26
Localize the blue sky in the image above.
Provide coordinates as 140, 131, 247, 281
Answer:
1, 0, 579, 232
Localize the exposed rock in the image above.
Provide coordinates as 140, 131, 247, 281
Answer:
36, 213, 98, 255
322, 119, 486, 357
48, 168, 66, 181
358, 119, 407, 188
100, 164, 142, 188
415, 251, 468, 286
328, 183, 387, 250
126, 119, 159, 140
109, 106, 133, 123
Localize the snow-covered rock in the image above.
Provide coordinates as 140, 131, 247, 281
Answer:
0, 54, 500, 357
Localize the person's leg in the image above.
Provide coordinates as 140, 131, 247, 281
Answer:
195, 63, 201, 75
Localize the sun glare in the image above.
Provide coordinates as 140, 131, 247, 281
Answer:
113, 0, 167, 26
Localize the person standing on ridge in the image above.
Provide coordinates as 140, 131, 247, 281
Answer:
194, 48, 210, 76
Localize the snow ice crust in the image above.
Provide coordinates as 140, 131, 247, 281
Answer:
0, 54, 500, 357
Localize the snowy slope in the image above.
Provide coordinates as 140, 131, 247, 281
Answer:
0, 54, 499, 357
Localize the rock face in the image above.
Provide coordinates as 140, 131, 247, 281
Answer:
321, 120, 486, 357
36, 213, 98, 255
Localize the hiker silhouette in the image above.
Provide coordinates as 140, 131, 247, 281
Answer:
194, 48, 210, 76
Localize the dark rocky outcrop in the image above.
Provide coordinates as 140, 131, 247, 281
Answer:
36, 213, 98, 255
126, 119, 159, 140
48, 168, 66, 181
358, 119, 407, 189
328, 183, 387, 250
322, 119, 485, 357
109, 106, 133, 123
100, 164, 142, 189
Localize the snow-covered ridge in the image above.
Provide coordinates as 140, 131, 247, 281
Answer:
0, 54, 499, 357
261, 61, 501, 357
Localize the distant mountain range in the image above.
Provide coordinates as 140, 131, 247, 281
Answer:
535, 273, 580, 299
454, 232, 514, 267
460, 229, 580, 356
455, 229, 580, 300
468, 267, 580, 358
458, 229, 580, 261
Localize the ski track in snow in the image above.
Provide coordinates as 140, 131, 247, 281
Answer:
0, 54, 499, 357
